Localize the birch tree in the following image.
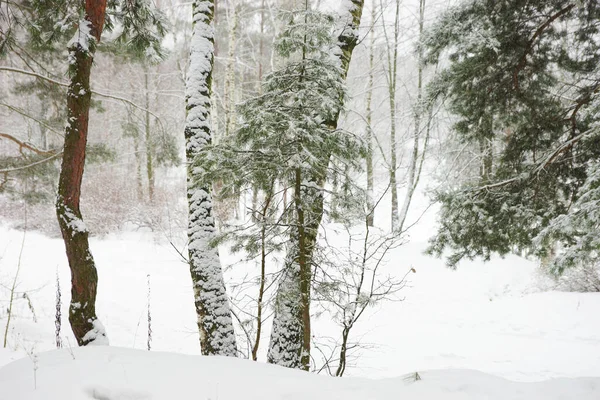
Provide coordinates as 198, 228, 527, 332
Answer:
380, 0, 400, 230
396, 0, 430, 232
185, 0, 237, 356
223, 2, 239, 138
365, 0, 376, 227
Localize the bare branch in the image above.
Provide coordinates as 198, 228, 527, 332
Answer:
0, 66, 166, 131
0, 132, 58, 155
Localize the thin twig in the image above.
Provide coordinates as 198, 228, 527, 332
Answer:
0, 132, 58, 155
0, 151, 63, 173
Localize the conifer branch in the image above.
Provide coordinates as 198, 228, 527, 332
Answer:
534, 127, 597, 175
0, 66, 165, 128
475, 127, 598, 192
0, 102, 64, 137
568, 80, 600, 134
513, 3, 575, 90
0, 151, 63, 173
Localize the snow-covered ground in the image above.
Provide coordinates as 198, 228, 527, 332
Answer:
0, 197, 599, 398
3, 346, 600, 400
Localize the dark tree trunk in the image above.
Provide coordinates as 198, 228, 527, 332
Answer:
56, 0, 108, 346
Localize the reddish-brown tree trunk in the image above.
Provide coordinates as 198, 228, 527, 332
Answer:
56, 0, 108, 346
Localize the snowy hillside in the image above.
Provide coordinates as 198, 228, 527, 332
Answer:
2, 346, 600, 400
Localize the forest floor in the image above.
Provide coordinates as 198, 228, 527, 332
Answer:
2, 346, 600, 400
0, 201, 599, 398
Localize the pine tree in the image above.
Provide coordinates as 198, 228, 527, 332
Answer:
269, 0, 365, 370
423, 1, 600, 271
264, 10, 359, 370
2, 0, 166, 345
185, 0, 238, 356
264, 7, 365, 371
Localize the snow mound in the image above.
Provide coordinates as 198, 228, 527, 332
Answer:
0, 347, 598, 400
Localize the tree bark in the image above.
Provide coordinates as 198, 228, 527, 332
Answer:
397, 0, 427, 232
185, 0, 237, 356
267, 168, 316, 370
144, 66, 155, 202
385, 0, 401, 231
365, 0, 376, 227
224, 1, 238, 138
56, 0, 108, 346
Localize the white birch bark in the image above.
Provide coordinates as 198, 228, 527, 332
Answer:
224, 2, 238, 138
185, 0, 237, 356
397, 0, 429, 233
382, 0, 401, 230
365, 0, 376, 227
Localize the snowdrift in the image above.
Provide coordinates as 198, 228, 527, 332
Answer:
1, 346, 598, 400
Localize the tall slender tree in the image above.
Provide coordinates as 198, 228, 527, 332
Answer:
56, 1, 109, 345
365, 0, 376, 227
267, 0, 365, 370
396, 0, 430, 232
381, 0, 401, 230
48, 0, 166, 345
185, 0, 238, 356
223, 1, 239, 139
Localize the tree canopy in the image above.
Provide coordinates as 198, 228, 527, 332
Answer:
423, 0, 600, 270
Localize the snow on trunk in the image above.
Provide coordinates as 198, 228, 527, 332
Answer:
267, 0, 365, 370
267, 247, 304, 369
56, 11, 108, 347
184, 0, 237, 357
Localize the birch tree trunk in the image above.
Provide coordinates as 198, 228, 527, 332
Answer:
365, 0, 376, 227
267, 0, 364, 370
382, 0, 401, 230
185, 0, 237, 356
397, 0, 427, 232
134, 129, 144, 200
224, 2, 238, 138
56, 0, 109, 346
